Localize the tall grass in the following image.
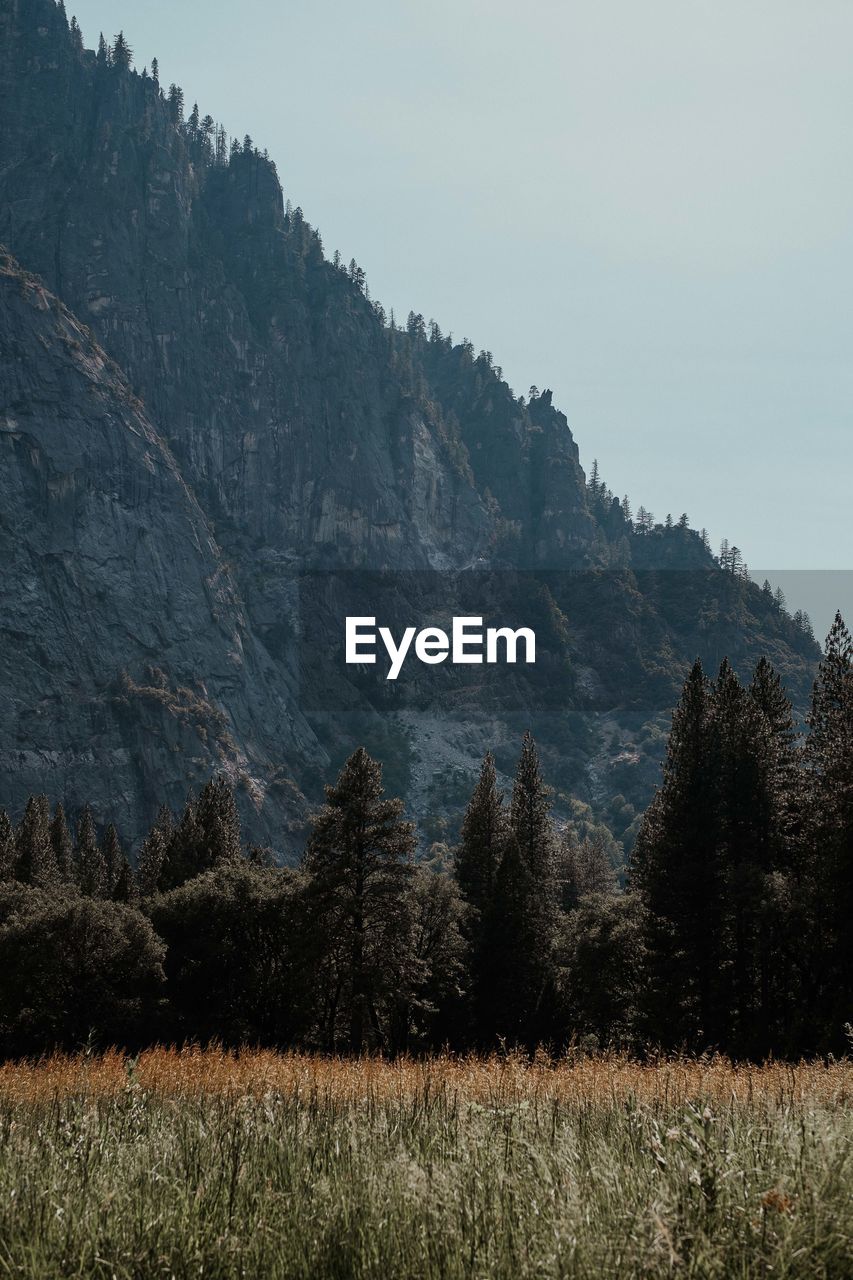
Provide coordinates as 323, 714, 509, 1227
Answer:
0, 1049, 848, 1278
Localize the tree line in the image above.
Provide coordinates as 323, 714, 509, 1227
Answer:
0, 615, 850, 1061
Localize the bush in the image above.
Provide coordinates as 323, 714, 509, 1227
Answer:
0, 885, 165, 1055
148, 864, 302, 1045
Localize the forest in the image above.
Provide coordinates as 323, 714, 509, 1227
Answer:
0, 613, 850, 1065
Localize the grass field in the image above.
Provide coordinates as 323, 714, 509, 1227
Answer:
0, 1049, 849, 1278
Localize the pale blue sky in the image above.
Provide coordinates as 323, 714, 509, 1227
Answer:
68, 0, 853, 631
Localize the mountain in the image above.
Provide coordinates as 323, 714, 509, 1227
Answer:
0, 0, 819, 854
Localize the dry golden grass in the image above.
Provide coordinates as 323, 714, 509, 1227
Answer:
0, 1045, 849, 1109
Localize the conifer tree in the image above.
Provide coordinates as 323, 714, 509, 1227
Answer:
712, 659, 780, 1055
112, 857, 137, 904
101, 823, 125, 897
158, 779, 242, 891
75, 804, 107, 897
16, 795, 58, 889
302, 748, 417, 1053
69, 16, 83, 52
167, 84, 184, 123
49, 803, 74, 882
804, 613, 853, 1048
746, 657, 804, 1050
487, 733, 560, 1046
151, 57, 159, 84
137, 827, 167, 898
455, 753, 506, 911
632, 661, 724, 1048
558, 827, 616, 910
112, 32, 132, 70
510, 731, 557, 886
454, 753, 509, 1042
0, 809, 17, 881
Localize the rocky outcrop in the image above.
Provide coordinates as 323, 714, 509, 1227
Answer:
0, 249, 319, 847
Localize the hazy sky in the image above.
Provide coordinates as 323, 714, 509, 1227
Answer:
69, 0, 853, 629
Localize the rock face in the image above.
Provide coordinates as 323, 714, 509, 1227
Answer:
0, 250, 318, 844
0, 0, 820, 853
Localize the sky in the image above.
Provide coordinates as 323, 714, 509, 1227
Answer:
69, 0, 853, 633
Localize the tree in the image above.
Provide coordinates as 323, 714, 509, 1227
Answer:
712, 659, 785, 1056
454, 753, 509, 1042
558, 826, 616, 911
96, 32, 110, 67
75, 805, 107, 898
15, 795, 58, 889
101, 823, 125, 896
803, 614, 853, 1050
559, 892, 646, 1047
69, 16, 84, 53
159, 779, 243, 891
149, 864, 300, 1046
301, 748, 417, 1053
112, 859, 137, 905
112, 32, 132, 70
0, 811, 16, 881
487, 733, 560, 1046
631, 661, 724, 1049
49, 803, 74, 882
151, 56, 159, 84
0, 888, 164, 1055
404, 852, 467, 1051
137, 818, 169, 898
455, 753, 506, 912
167, 84, 184, 123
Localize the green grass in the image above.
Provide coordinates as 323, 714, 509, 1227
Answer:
0, 1054, 849, 1278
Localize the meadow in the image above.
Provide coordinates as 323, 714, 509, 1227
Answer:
0, 1049, 849, 1279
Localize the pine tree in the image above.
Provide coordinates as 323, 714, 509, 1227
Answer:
456, 754, 506, 911
167, 84, 184, 123
188, 102, 200, 141
632, 661, 724, 1048
510, 732, 557, 885
747, 657, 804, 1051
0, 809, 16, 880
151, 57, 159, 85
75, 804, 107, 897
302, 748, 417, 1053
486, 734, 560, 1046
804, 614, 853, 1049
16, 795, 58, 888
49, 803, 74, 882
158, 778, 241, 891
112, 857, 137, 904
137, 826, 167, 898
712, 660, 781, 1055
69, 16, 83, 52
454, 753, 509, 1042
96, 32, 110, 67
101, 824, 125, 897
112, 32, 132, 70
558, 827, 616, 910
